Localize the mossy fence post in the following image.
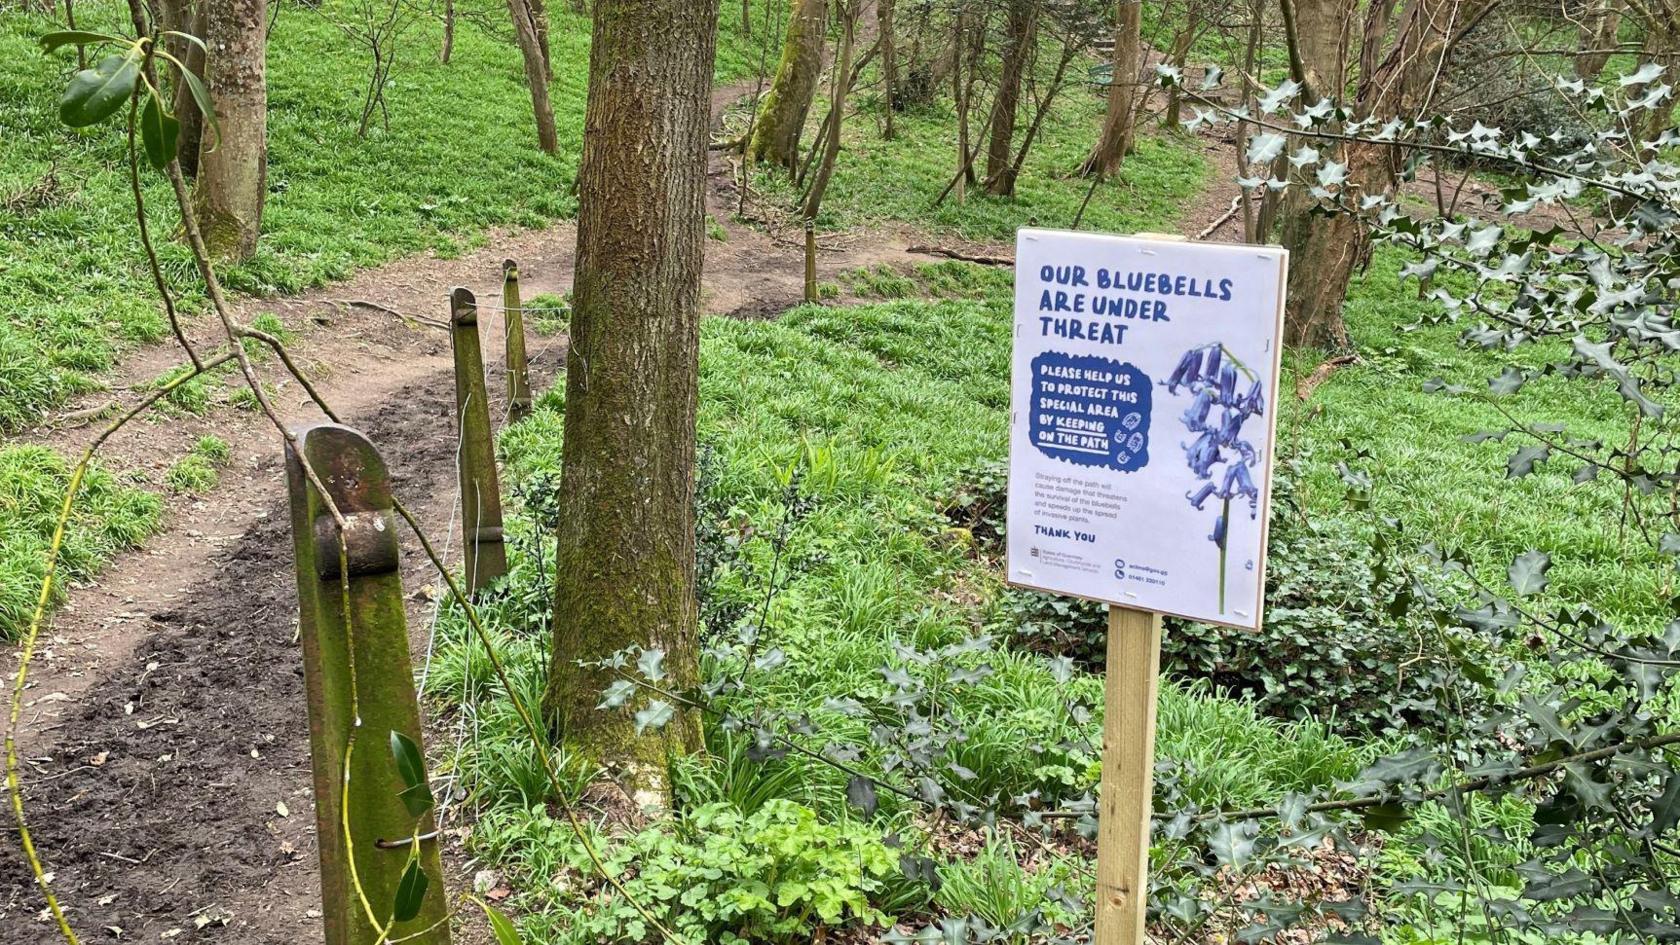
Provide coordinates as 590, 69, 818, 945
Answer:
502, 259, 533, 423
450, 287, 510, 593
284, 423, 451, 945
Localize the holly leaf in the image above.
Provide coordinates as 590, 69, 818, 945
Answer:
60, 52, 141, 127
1507, 443, 1550, 478
633, 699, 674, 734
1508, 550, 1551, 596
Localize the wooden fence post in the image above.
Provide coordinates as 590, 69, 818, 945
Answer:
284, 423, 451, 945
804, 218, 817, 303
502, 259, 533, 423
1095, 605, 1164, 945
450, 287, 510, 593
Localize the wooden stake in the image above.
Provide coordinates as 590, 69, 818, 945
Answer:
449, 287, 510, 592
804, 218, 817, 303
502, 259, 533, 423
1095, 605, 1163, 945
284, 423, 451, 945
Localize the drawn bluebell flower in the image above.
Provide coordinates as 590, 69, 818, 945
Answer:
1162, 341, 1265, 614
1181, 389, 1214, 431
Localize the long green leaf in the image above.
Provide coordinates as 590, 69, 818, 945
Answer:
60, 52, 141, 128
171, 59, 219, 149
140, 93, 179, 169
392, 859, 428, 923
470, 897, 525, 945
39, 30, 123, 53
389, 730, 435, 817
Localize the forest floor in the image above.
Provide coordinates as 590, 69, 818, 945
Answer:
0, 77, 1070, 943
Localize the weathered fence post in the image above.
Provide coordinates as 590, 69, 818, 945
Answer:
285, 423, 451, 945
803, 218, 817, 303
450, 287, 509, 592
502, 259, 533, 423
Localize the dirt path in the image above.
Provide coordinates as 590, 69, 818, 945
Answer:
0, 77, 1004, 943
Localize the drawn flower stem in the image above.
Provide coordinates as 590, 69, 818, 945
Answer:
1218, 494, 1230, 614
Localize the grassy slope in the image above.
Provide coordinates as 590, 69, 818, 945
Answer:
0, 2, 768, 641
749, 84, 1211, 242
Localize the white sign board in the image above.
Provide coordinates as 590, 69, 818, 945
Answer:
1006, 229, 1287, 630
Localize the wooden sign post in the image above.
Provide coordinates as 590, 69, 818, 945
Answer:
449, 287, 510, 593
1004, 229, 1288, 944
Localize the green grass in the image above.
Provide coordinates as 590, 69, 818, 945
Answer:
0, 447, 161, 639
0, 0, 769, 432
1281, 248, 1670, 637
165, 434, 232, 494
745, 89, 1211, 242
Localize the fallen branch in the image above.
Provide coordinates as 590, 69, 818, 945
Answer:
320, 297, 449, 329
1195, 195, 1242, 240
1294, 353, 1358, 401
907, 245, 1015, 267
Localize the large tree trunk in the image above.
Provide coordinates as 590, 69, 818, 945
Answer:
747, 0, 827, 169
1278, 0, 1485, 348
1082, 0, 1139, 177
983, 0, 1034, 193
542, 0, 716, 787
878, 0, 898, 138
508, 0, 559, 153
157, 0, 207, 174
194, 0, 267, 261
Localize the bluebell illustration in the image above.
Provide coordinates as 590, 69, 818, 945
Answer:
1165, 342, 1265, 614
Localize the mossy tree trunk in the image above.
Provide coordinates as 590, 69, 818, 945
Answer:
747, 0, 827, 169
878, 0, 897, 138
983, 0, 1034, 193
1081, 0, 1139, 178
194, 0, 266, 261
542, 0, 716, 790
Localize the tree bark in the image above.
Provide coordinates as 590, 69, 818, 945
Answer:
543, 0, 716, 783
527, 0, 554, 80
1082, 0, 1139, 177
159, 0, 208, 175
440, 0, 455, 62
194, 0, 267, 261
878, 0, 897, 138
1163, 3, 1200, 129
508, 0, 559, 153
984, 0, 1034, 193
747, 0, 828, 169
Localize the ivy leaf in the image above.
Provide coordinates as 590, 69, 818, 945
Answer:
633, 699, 675, 734
139, 93, 179, 170
1508, 550, 1551, 596
389, 731, 434, 818
60, 52, 141, 127
393, 859, 429, 923
846, 775, 879, 816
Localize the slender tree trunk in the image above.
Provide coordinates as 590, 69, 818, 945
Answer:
997, 40, 1074, 196
742, 0, 751, 35
747, 0, 828, 169
1357, 0, 1394, 81
953, 7, 968, 202
440, 0, 455, 62
542, 0, 717, 784
1163, 5, 1199, 128
802, 0, 856, 217
194, 0, 267, 261
878, 0, 897, 138
527, 0, 554, 80
508, 0, 559, 153
160, 0, 207, 174
1575, 0, 1624, 80
1082, 0, 1139, 177
984, 0, 1034, 193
